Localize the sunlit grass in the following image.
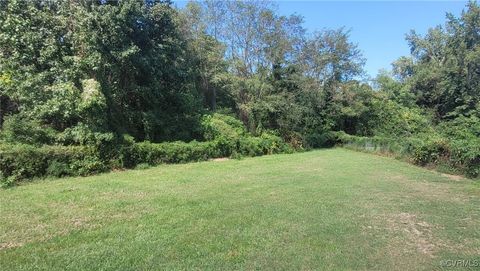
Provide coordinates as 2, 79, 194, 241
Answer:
1, 148, 479, 270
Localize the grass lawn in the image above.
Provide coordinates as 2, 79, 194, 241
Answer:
1, 148, 479, 270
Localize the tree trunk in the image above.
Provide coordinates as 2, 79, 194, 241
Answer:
211, 86, 217, 111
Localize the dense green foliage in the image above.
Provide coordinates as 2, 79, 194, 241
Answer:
0, 0, 202, 142
0, 144, 101, 187
0, 113, 292, 186
337, 130, 480, 178
0, 0, 479, 184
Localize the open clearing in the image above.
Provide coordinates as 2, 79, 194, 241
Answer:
1, 148, 479, 270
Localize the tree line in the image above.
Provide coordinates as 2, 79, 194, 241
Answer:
0, 0, 478, 181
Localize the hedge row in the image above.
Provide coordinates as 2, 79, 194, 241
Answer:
0, 144, 104, 187
122, 133, 293, 167
335, 132, 480, 178
0, 133, 293, 187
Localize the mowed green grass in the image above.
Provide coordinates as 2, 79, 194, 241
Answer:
1, 149, 479, 271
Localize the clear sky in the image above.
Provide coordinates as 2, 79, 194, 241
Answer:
173, 1, 469, 77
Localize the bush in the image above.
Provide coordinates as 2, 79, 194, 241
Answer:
125, 133, 292, 167
0, 144, 102, 186
118, 126, 292, 170
305, 131, 339, 148
46, 160, 73, 177
336, 131, 479, 178
127, 140, 220, 166
449, 139, 480, 178
0, 113, 295, 186
238, 137, 264, 156
1, 115, 56, 145
200, 113, 293, 158
409, 137, 449, 166
369, 99, 435, 138
0, 133, 294, 187
213, 136, 237, 157
259, 133, 294, 154
201, 113, 246, 141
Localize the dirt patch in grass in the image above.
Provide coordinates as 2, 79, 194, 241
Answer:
388, 175, 468, 203
386, 213, 437, 256
440, 173, 464, 181
212, 157, 230, 162
384, 212, 480, 258
362, 210, 453, 259
0, 242, 24, 250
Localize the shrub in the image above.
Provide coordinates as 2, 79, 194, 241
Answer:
79, 79, 108, 128
46, 160, 72, 177
55, 124, 117, 161
336, 131, 479, 178
200, 113, 293, 157
449, 139, 480, 178
369, 99, 435, 138
238, 137, 264, 156
201, 113, 246, 141
409, 137, 449, 166
126, 140, 220, 166
305, 131, 339, 148
1, 115, 56, 145
0, 144, 101, 186
213, 136, 237, 157
71, 155, 106, 176
0, 113, 295, 186
121, 132, 291, 168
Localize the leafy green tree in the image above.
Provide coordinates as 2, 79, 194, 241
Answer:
180, 2, 227, 111
0, 0, 204, 144
298, 28, 365, 84
375, 70, 416, 108
403, 1, 480, 119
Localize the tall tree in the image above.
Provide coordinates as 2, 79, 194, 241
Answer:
0, 0, 204, 143
403, 1, 480, 119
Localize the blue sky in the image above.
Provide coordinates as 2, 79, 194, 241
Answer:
174, 1, 469, 77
